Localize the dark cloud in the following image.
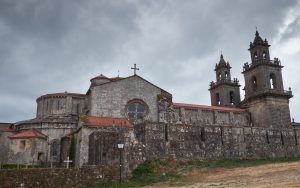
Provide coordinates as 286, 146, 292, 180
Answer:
0, 0, 300, 122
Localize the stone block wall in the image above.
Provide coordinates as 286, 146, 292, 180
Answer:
0, 167, 118, 188
145, 123, 300, 160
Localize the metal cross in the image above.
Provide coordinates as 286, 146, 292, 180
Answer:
64, 156, 72, 169
131, 64, 139, 75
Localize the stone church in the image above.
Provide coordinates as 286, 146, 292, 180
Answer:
0, 31, 299, 175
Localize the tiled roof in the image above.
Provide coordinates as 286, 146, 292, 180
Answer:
83, 116, 133, 128
91, 74, 110, 81
91, 73, 124, 82
173, 103, 245, 112
8, 129, 47, 139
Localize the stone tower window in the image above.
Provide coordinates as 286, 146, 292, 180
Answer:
216, 93, 220, 105
270, 73, 276, 89
229, 91, 234, 105
126, 100, 147, 121
254, 52, 258, 60
263, 51, 267, 59
252, 76, 257, 91
57, 100, 60, 110
218, 72, 222, 81
225, 72, 228, 80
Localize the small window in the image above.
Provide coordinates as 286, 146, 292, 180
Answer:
20, 140, 26, 149
225, 72, 228, 80
252, 76, 257, 91
270, 73, 276, 89
254, 52, 258, 60
216, 93, 220, 105
218, 72, 222, 81
263, 51, 267, 59
76, 104, 80, 114
229, 91, 234, 105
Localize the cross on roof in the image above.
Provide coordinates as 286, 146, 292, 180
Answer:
131, 64, 139, 75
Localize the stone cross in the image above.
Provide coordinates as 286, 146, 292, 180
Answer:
64, 156, 72, 169
131, 64, 139, 75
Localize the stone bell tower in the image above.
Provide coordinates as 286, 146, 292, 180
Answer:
242, 30, 293, 128
209, 54, 241, 107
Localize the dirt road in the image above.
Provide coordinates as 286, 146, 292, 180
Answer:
147, 161, 300, 188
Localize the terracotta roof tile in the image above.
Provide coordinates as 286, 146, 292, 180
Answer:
83, 116, 133, 128
8, 129, 47, 139
173, 103, 245, 112
91, 74, 110, 81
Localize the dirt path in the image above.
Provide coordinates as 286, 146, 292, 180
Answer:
146, 161, 300, 188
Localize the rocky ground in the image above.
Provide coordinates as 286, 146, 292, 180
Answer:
146, 161, 300, 188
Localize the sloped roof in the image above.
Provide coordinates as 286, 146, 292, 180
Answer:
8, 129, 47, 139
173, 103, 245, 112
0, 123, 14, 131
82, 116, 133, 128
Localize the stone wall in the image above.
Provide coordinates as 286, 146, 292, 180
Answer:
77, 125, 145, 175
8, 138, 48, 164
173, 107, 249, 126
145, 123, 300, 160
0, 131, 14, 163
89, 76, 165, 122
0, 167, 118, 188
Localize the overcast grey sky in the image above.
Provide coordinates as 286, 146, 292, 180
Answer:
1, 0, 300, 123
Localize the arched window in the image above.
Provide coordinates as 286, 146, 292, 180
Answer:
225, 72, 228, 80
216, 93, 220, 105
229, 91, 234, 105
270, 73, 276, 89
252, 76, 257, 91
254, 52, 258, 60
126, 100, 147, 121
262, 51, 267, 59
218, 72, 222, 81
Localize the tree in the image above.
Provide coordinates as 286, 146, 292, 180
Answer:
68, 133, 76, 167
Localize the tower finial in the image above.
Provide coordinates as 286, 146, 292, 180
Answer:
255, 26, 259, 36
220, 50, 223, 59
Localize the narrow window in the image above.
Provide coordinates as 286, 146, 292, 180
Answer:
270, 73, 276, 89
225, 72, 228, 80
218, 72, 222, 81
266, 132, 270, 144
254, 52, 258, 60
280, 132, 284, 145
216, 93, 220, 105
229, 91, 234, 105
252, 76, 257, 91
165, 124, 168, 141
262, 51, 267, 59
201, 128, 205, 142
76, 104, 80, 114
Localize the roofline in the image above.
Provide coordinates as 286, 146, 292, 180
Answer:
36, 92, 86, 101
89, 74, 172, 96
173, 102, 245, 112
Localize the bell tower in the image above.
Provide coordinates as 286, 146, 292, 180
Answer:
242, 30, 293, 128
209, 54, 241, 107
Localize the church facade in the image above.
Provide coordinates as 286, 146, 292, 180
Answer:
0, 31, 299, 175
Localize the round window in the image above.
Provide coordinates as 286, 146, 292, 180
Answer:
126, 101, 146, 120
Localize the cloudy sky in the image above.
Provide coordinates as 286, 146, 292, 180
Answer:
1, 0, 300, 123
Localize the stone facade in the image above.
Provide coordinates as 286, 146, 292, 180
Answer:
0, 31, 299, 177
